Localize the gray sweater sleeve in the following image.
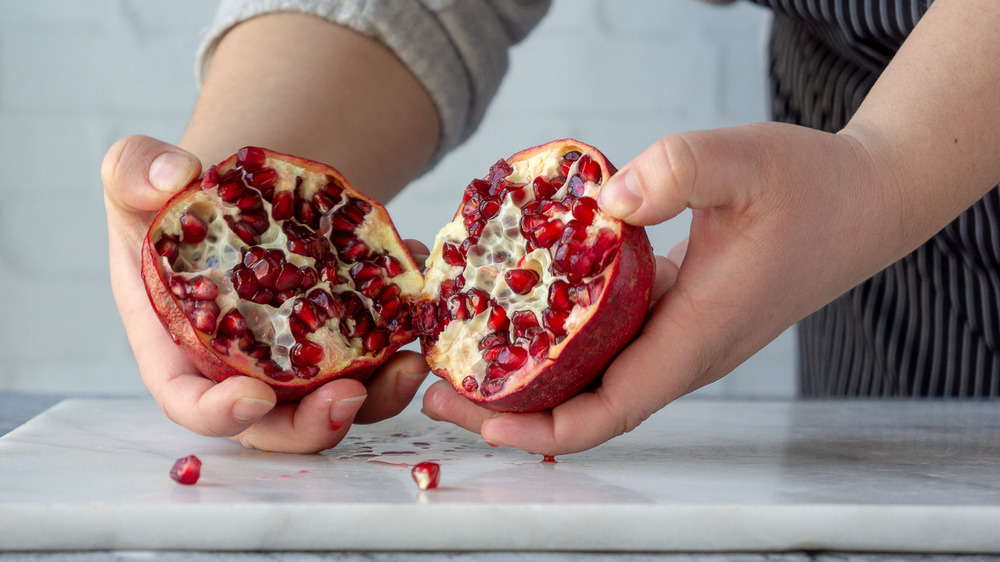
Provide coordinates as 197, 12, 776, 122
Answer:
198, 0, 552, 164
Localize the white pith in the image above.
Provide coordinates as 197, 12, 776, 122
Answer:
153, 159, 423, 374
424, 149, 620, 393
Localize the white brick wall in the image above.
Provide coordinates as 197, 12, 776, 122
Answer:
0, 0, 792, 399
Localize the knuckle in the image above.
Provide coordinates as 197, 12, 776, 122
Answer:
652, 134, 698, 202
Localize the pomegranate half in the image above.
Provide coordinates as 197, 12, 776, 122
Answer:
141, 140, 654, 410
142, 147, 424, 401
418, 139, 655, 411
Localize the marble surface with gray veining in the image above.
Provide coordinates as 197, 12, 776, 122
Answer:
1, 394, 999, 558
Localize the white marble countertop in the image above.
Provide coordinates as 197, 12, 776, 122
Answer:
1, 394, 998, 557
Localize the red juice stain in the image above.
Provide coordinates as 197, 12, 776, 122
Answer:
541, 455, 557, 464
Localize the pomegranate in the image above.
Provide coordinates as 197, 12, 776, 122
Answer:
141, 140, 653, 411
419, 139, 655, 411
411, 461, 441, 490
169, 455, 202, 485
142, 147, 424, 401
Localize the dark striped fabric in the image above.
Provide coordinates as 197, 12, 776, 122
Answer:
749, 0, 1000, 397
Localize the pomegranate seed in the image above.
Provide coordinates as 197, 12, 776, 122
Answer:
358, 276, 386, 299
230, 220, 257, 244
154, 235, 179, 263
246, 167, 278, 192
532, 219, 564, 248
411, 462, 441, 491
462, 376, 479, 393
298, 268, 318, 290
295, 365, 319, 379
308, 289, 345, 320
441, 243, 464, 267
237, 146, 267, 170
467, 220, 485, 238
528, 330, 551, 359
218, 309, 248, 337
439, 279, 460, 299
566, 175, 585, 197
290, 340, 324, 367
487, 305, 509, 331
186, 276, 219, 301
531, 176, 557, 199
495, 345, 528, 371
270, 191, 294, 221
322, 180, 343, 201
350, 261, 381, 281
510, 310, 539, 338
548, 280, 573, 311
312, 191, 338, 214
236, 193, 263, 212
504, 269, 540, 295
375, 296, 403, 321
179, 211, 208, 244
250, 287, 274, 305
364, 329, 390, 352
488, 159, 513, 185
169, 455, 202, 485
338, 237, 369, 263
542, 307, 569, 337
201, 166, 219, 188
251, 256, 280, 287
571, 196, 599, 222
377, 254, 404, 277
218, 181, 246, 203
478, 331, 510, 350
479, 371, 507, 397
577, 154, 602, 183
446, 293, 471, 320
242, 246, 266, 267
479, 199, 501, 220
274, 263, 303, 292
560, 150, 581, 177
466, 288, 490, 314
191, 301, 219, 333
230, 268, 258, 299
352, 314, 375, 339
292, 299, 326, 331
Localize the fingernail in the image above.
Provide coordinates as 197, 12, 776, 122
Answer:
232, 397, 274, 422
599, 168, 642, 218
396, 368, 429, 397
148, 151, 197, 192
329, 395, 366, 431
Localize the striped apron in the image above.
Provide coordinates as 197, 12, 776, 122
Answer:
750, 0, 1000, 397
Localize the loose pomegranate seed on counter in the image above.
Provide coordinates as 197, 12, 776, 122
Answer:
411, 462, 441, 491
169, 455, 202, 485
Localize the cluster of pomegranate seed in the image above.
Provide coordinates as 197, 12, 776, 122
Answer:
148, 147, 422, 388
422, 147, 626, 400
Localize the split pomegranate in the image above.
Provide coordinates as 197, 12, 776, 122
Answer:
142, 140, 653, 411
142, 147, 424, 401
419, 139, 655, 411
411, 461, 441, 490
169, 455, 202, 485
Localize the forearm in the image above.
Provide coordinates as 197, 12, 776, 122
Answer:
841, 0, 1000, 254
179, 13, 441, 203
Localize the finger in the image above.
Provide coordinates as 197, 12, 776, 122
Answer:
421, 380, 500, 435
102, 135, 202, 215
650, 255, 678, 307
352, 350, 430, 424
233, 378, 368, 453
156, 372, 278, 438
597, 125, 766, 225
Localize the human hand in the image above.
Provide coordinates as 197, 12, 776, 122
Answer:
102, 135, 429, 453
422, 122, 909, 455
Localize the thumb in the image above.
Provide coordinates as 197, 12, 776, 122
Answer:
597, 125, 765, 225
102, 135, 202, 214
